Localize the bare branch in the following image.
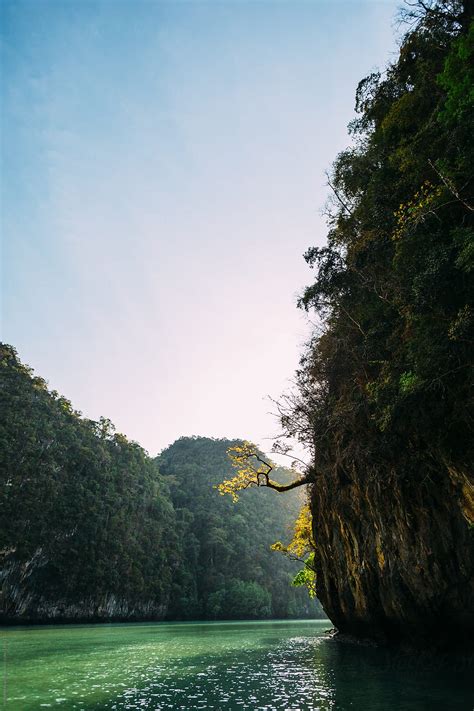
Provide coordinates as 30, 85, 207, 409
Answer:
326, 172, 354, 217
428, 159, 474, 212
249, 451, 311, 491
264, 475, 313, 493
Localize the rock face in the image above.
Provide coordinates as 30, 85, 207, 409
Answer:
1, 594, 167, 624
0, 556, 168, 624
311, 463, 474, 649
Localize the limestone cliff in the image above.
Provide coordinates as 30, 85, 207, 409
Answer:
292, 0, 474, 651
0, 554, 168, 624
311, 463, 474, 649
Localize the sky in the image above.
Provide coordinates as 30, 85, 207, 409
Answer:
1, 0, 400, 458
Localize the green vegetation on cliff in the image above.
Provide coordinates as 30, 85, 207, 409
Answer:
158, 436, 321, 619
294, 2, 473, 459
278, 0, 474, 645
0, 344, 178, 619
0, 345, 323, 622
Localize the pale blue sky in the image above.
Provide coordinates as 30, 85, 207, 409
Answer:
1, 0, 399, 456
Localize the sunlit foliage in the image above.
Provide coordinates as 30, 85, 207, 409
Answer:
158, 436, 324, 619
218, 441, 276, 501
217, 442, 317, 598
271, 504, 317, 598
284, 0, 473, 489
0, 349, 325, 621
218, 441, 310, 502
272, 504, 314, 558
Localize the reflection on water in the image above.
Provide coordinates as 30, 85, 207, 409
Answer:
3, 619, 473, 710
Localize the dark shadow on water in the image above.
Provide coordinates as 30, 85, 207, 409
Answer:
322, 637, 474, 711
65, 631, 474, 711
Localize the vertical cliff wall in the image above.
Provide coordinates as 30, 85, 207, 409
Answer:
293, 1, 474, 650
0, 344, 177, 624
311, 461, 474, 648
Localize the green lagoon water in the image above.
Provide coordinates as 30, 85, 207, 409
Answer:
2, 619, 473, 710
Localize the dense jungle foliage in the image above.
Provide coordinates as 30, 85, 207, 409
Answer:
0, 345, 323, 621
0, 344, 178, 615
284, 0, 473, 490
158, 437, 322, 619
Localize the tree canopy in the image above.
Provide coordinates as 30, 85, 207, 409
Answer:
0, 343, 178, 618
0, 346, 324, 621
281, 0, 473, 487
217, 0, 473, 615
157, 436, 324, 620
217, 441, 311, 501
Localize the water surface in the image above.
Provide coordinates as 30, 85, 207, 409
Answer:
3, 619, 473, 709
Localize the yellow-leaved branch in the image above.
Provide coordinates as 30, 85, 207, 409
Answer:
216, 441, 311, 502
271, 503, 314, 558
217, 442, 317, 598
272, 504, 317, 598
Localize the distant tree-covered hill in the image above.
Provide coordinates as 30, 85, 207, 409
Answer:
0, 345, 324, 622
157, 436, 324, 620
0, 344, 178, 621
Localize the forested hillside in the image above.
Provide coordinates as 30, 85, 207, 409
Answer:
158, 437, 322, 620
280, 0, 473, 648
0, 344, 178, 621
0, 344, 323, 622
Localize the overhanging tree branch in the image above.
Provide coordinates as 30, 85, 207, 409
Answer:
217, 441, 314, 501
263, 475, 313, 492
